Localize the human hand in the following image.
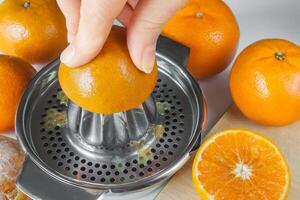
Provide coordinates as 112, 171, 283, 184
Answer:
57, 0, 187, 73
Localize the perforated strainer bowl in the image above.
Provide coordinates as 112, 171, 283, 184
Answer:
16, 36, 206, 200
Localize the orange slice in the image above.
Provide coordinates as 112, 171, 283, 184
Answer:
192, 129, 290, 200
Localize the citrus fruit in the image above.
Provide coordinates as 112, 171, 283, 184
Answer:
58, 26, 158, 114
230, 39, 300, 126
192, 129, 290, 200
0, 55, 35, 132
0, 0, 67, 64
162, 0, 240, 79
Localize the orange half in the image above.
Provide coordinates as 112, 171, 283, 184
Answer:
192, 129, 290, 200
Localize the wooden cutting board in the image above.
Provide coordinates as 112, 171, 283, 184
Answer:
156, 105, 300, 200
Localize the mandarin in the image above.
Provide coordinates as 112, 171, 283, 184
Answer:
230, 39, 300, 126
162, 0, 240, 79
0, 0, 67, 64
59, 26, 158, 114
0, 55, 35, 132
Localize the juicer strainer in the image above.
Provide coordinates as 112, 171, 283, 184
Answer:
15, 36, 206, 200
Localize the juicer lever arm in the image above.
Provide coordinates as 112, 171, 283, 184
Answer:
17, 157, 105, 200
156, 35, 190, 68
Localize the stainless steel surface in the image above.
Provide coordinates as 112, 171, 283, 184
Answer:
16, 36, 205, 199
67, 96, 157, 147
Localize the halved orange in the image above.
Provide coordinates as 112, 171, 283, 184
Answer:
192, 129, 290, 200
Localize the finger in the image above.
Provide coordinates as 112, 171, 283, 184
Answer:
117, 3, 134, 26
56, 0, 81, 43
127, 0, 139, 8
127, 0, 187, 73
61, 0, 127, 67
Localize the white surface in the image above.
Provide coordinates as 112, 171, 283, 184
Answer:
5, 0, 300, 199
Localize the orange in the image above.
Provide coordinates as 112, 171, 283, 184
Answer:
0, 55, 36, 132
0, 0, 67, 64
230, 39, 300, 126
59, 26, 158, 114
192, 129, 290, 200
162, 0, 240, 79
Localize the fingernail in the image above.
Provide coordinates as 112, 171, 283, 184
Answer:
61, 45, 75, 67
141, 45, 155, 74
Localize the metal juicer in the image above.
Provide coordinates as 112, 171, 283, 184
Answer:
15, 36, 206, 200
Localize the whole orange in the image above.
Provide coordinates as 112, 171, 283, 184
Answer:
230, 39, 300, 126
59, 26, 158, 114
162, 0, 240, 79
0, 0, 67, 65
0, 55, 36, 132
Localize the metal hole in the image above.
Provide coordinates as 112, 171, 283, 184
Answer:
115, 171, 120, 175
100, 178, 105, 182
65, 167, 70, 171
129, 175, 135, 179
176, 137, 181, 141
133, 159, 138, 164
64, 147, 69, 152
61, 154, 66, 159
132, 167, 137, 172
102, 164, 107, 169
97, 171, 102, 175
81, 159, 86, 164
47, 150, 52, 154
81, 174, 86, 179
95, 164, 100, 168
139, 172, 144, 176
58, 162, 63, 166
154, 155, 158, 160
120, 177, 125, 182
80, 167, 86, 171
159, 139, 164, 143
47, 131, 53, 135
73, 164, 78, 168
156, 144, 161, 148
73, 171, 78, 175
52, 156, 57, 160
173, 144, 178, 148
41, 136, 46, 140
67, 159, 72, 163
88, 169, 93, 173
52, 143, 57, 147
43, 143, 49, 147
87, 162, 92, 166
90, 177, 96, 181
69, 152, 74, 156
162, 157, 167, 161
155, 163, 160, 167
168, 138, 173, 142
106, 171, 111, 176
75, 156, 80, 160
164, 144, 169, 148
159, 150, 164, 155
123, 169, 128, 174
110, 178, 115, 182
148, 168, 153, 172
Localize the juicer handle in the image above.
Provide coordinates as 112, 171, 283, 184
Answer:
156, 36, 190, 68
17, 157, 106, 200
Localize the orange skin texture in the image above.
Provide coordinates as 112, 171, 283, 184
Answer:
162, 0, 240, 79
0, 0, 67, 65
0, 55, 36, 132
59, 26, 158, 114
230, 39, 300, 126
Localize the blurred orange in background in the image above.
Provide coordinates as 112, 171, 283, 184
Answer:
162, 0, 240, 79
0, 0, 67, 65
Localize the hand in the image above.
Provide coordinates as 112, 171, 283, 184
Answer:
57, 0, 187, 73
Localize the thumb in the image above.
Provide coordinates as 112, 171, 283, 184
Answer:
127, 0, 186, 73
